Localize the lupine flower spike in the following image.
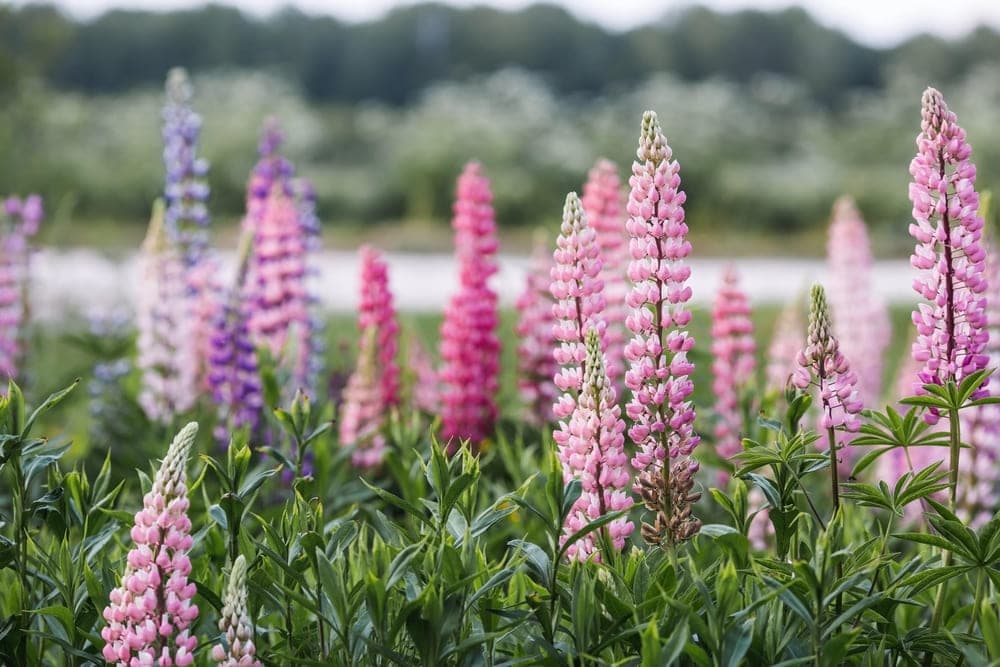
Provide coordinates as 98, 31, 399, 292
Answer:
439, 162, 500, 449
560, 329, 634, 561
582, 159, 627, 385
0, 194, 42, 386
710, 266, 755, 482
515, 235, 557, 425
765, 297, 804, 393
211, 555, 261, 667
909, 87, 988, 423
102, 423, 200, 667
625, 110, 701, 547
407, 336, 440, 415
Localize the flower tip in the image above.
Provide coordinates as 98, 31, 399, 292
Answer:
165, 67, 191, 104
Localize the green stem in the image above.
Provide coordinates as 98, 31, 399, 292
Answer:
11, 448, 28, 664
826, 426, 843, 621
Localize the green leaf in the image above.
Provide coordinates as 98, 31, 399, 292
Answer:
22, 380, 78, 437
509, 539, 551, 584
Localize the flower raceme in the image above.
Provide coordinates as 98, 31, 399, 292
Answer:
909, 87, 988, 421
515, 236, 557, 425
102, 423, 200, 667
0, 194, 42, 386
624, 110, 701, 547
765, 298, 804, 393
211, 555, 261, 667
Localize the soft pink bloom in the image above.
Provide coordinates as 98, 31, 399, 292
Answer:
582, 159, 628, 385
710, 267, 755, 480
515, 237, 557, 425
560, 329, 634, 561
624, 111, 701, 547
439, 162, 501, 448
747, 488, 771, 550
211, 555, 260, 667
407, 336, 440, 415
908, 87, 988, 424
766, 298, 804, 393
102, 423, 200, 667
827, 196, 890, 407
0, 195, 42, 385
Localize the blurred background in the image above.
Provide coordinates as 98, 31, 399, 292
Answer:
2, 0, 1000, 257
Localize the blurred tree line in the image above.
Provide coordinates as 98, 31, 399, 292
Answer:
1, 2, 1000, 243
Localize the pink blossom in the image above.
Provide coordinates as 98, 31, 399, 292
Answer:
515, 236, 557, 425
211, 555, 260, 667
102, 423, 200, 666
407, 336, 440, 415
765, 298, 804, 393
0, 194, 41, 386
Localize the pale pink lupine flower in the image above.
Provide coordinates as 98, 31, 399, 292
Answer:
407, 336, 440, 415
624, 111, 701, 547
765, 298, 804, 393
515, 236, 557, 425
551, 191, 606, 453
909, 87, 988, 424
747, 487, 771, 550
136, 201, 197, 424
582, 159, 627, 385
339, 246, 398, 468
0, 195, 42, 386
102, 423, 200, 667
710, 267, 756, 480
211, 555, 261, 667
561, 329, 634, 561
439, 162, 501, 448
827, 196, 890, 407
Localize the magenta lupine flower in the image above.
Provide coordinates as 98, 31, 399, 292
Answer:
765, 298, 805, 393
136, 202, 197, 424
624, 111, 701, 547
515, 236, 557, 425
827, 196, 890, 407
582, 159, 627, 385
0, 194, 42, 385
550, 191, 606, 442
909, 88, 988, 423
211, 555, 261, 667
102, 423, 200, 667
560, 329, 634, 561
439, 162, 501, 448
710, 266, 756, 479
407, 336, 440, 415
339, 246, 398, 469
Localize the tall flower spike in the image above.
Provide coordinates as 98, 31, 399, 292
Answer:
439, 162, 500, 448
102, 423, 200, 667
582, 159, 627, 385
909, 87, 988, 424
407, 336, 440, 415
136, 200, 197, 424
560, 329, 634, 561
827, 196, 890, 408
765, 297, 804, 393
0, 195, 42, 386
211, 555, 261, 667
551, 191, 606, 449
710, 266, 756, 481
515, 235, 557, 425
624, 110, 701, 547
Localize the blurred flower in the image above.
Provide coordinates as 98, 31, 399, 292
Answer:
624, 111, 701, 547
765, 298, 804, 393
515, 236, 556, 426
407, 336, 440, 415
211, 555, 260, 667
0, 194, 42, 387
439, 162, 500, 448
102, 423, 200, 667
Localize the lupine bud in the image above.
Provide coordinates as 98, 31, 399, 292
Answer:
211, 555, 260, 667
625, 111, 701, 547
908, 87, 988, 424
102, 423, 200, 666
765, 298, 804, 393
439, 162, 500, 448
515, 236, 557, 425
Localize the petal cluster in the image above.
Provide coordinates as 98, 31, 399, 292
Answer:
515, 237, 557, 425
211, 555, 261, 667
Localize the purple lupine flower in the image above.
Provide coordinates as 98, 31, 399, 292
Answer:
102, 423, 200, 667
827, 196, 890, 407
136, 201, 197, 424
0, 194, 42, 386
211, 555, 261, 667
765, 297, 804, 393
909, 87, 988, 424
710, 266, 755, 480
582, 159, 627, 386
339, 245, 398, 469
439, 162, 500, 448
560, 329, 634, 561
515, 236, 557, 426
624, 111, 701, 547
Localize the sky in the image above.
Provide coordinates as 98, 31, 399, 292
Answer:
20, 0, 1000, 47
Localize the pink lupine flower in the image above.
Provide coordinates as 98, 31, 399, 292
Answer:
515, 236, 557, 425
339, 246, 399, 468
136, 201, 197, 424
550, 191, 606, 444
827, 196, 890, 407
582, 159, 627, 385
765, 298, 804, 393
407, 336, 440, 415
439, 162, 500, 448
624, 111, 701, 547
909, 87, 988, 424
710, 266, 756, 480
747, 487, 771, 550
0, 195, 42, 386
561, 329, 634, 561
211, 555, 260, 667
102, 422, 200, 667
